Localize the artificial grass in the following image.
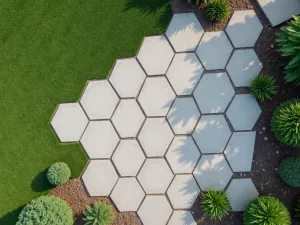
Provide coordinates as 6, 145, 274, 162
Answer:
0, 0, 171, 224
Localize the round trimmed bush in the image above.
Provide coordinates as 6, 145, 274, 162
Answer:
204, 0, 230, 22
83, 201, 115, 225
249, 74, 277, 101
244, 196, 291, 225
279, 157, 300, 187
16, 196, 73, 225
47, 162, 71, 185
271, 99, 300, 147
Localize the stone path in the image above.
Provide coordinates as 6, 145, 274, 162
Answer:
51, 12, 262, 225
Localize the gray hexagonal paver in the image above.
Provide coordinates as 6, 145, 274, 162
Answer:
137, 159, 174, 194
80, 80, 119, 120
109, 58, 146, 98
51, 103, 88, 143
137, 35, 174, 75
193, 115, 231, 154
110, 177, 145, 212
166, 53, 203, 96
111, 99, 145, 138
168, 211, 197, 225
166, 136, 201, 174
193, 154, 233, 191
227, 49, 262, 87
82, 160, 118, 197
167, 175, 200, 209
193, 72, 235, 114
226, 94, 261, 131
138, 118, 173, 157
166, 13, 204, 52
167, 97, 201, 135
138, 77, 176, 117
224, 132, 256, 172
112, 140, 145, 177
196, 31, 233, 70
226, 10, 263, 48
226, 178, 259, 211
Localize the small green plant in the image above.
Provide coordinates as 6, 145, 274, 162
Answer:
47, 162, 71, 186
204, 0, 230, 22
186, 0, 210, 5
244, 196, 291, 225
249, 74, 277, 101
294, 198, 300, 218
279, 157, 300, 187
200, 190, 230, 220
271, 99, 300, 147
83, 201, 115, 225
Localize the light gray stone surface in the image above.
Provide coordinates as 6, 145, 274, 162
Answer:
168, 211, 197, 225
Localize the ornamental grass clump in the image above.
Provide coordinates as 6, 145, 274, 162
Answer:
83, 201, 115, 225
249, 74, 276, 101
186, 0, 210, 5
279, 157, 300, 187
294, 198, 300, 218
47, 162, 71, 186
204, 0, 230, 22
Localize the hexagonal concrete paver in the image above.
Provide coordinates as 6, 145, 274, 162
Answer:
137, 158, 174, 194
226, 10, 263, 48
112, 139, 145, 177
193, 72, 235, 114
166, 13, 204, 52
82, 160, 118, 196
138, 118, 173, 157
227, 49, 262, 87
111, 99, 145, 138
137, 35, 174, 75
226, 94, 261, 131
138, 77, 176, 117
166, 53, 203, 96
224, 132, 256, 172
138, 195, 172, 225
226, 178, 259, 211
168, 211, 197, 225
167, 97, 201, 135
51, 103, 88, 142
193, 115, 232, 154
80, 80, 119, 120
166, 136, 201, 174
109, 58, 146, 98
110, 177, 145, 212
193, 154, 233, 191
167, 175, 200, 209
196, 31, 233, 70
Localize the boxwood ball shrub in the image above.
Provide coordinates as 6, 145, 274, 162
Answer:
16, 196, 73, 225
47, 162, 71, 185
279, 157, 300, 187
249, 74, 277, 101
204, 0, 230, 22
83, 201, 115, 225
271, 99, 300, 147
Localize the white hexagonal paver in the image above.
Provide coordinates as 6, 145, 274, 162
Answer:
226, 178, 259, 212
109, 58, 146, 98
196, 31, 233, 70
137, 35, 174, 75
138, 77, 175, 117
137, 159, 174, 194
82, 160, 118, 196
226, 94, 261, 131
112, 140, 145, 177
168, 211, 197, 225
226, 10, 263, 48
80, 121, 119, 159
110, 177, 145, 212
51, 103, 88, 142
166, 13, 204, 52
193, 115, 231, 154
224, 132, 256, 172
193, 154, 233, 191
138, 118, 173, 157
167, 175, 200, 209
138, 195, 172, 225
166, 53, 203, 96
166, 136, 201, 174
193, 72, 235, 114
111, 99, 145, 138
227, 49, 262, 87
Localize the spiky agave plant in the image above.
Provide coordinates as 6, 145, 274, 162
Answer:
204, 0, 230, 22
249, 74, 277, 101
83, 202, 115, 225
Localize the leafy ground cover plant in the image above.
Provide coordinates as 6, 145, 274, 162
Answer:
249, 74, 276, 101
47, 162, 71, 186
279, 157, 300, 187
204, 0, 229, 22
83, 201, 115, 225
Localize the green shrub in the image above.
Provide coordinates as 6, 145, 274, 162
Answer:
16, 196, 73, 225
249, 74, 277, 101
279, 157, 300, 187
204, 0, 229, 22
244, 196, 291, 225
47, 162, 71, 186
276, 16, 300, 85
271, 99, 300, 147
200, 190, 230, 220
83, 201, 115, 225
186, 0, 210, 5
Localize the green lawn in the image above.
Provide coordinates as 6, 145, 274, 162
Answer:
0, 0, 171, 223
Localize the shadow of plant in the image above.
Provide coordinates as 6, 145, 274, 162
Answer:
31, 169, 53, 192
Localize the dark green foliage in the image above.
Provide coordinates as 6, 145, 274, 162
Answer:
186, 0, 209, 5
83, 202, 115, 225
279, 157, 300, 187
244, 196, 291, 225
294, 198, 300, 218
271, 99, 300, 147
204, 0, 229, 22
47, 162, 71, 186
249, 74, 277, 101
16, 196, 73, 225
